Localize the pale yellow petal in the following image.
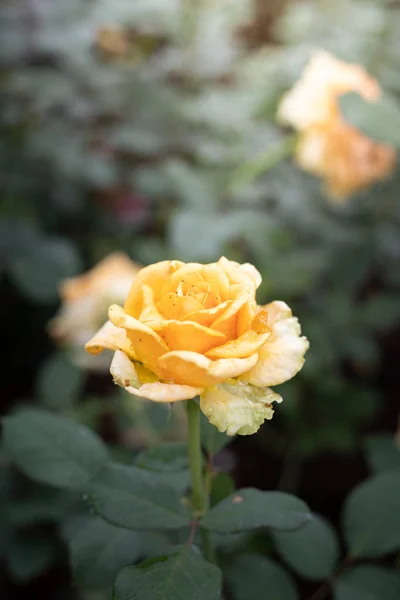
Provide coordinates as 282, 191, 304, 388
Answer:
200, 381, 282, 436
217, 257, 260, 289
238, 263, 262, 289
85, 320, 138, 360
240, 301, 309, 387
110, 349, 141, 387
158, 350, 258, 388
150, 320, 227, 354
206, 330, 270, 359
108, 304, 169, 373
110, 350, 201, 402
125, 382, 202, 402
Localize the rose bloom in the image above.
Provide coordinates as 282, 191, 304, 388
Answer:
49, 253, 141, 371
277, 50, 396, 199
85, 258, 309, 435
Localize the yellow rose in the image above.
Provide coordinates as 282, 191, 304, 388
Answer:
49, 252, 141, 371
85, 257, 309, 435
277, 50, 396, 199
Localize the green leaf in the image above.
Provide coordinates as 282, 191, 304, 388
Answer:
210, 473, 235, 507
339, 92, 400, 147
135, 442, 189, 472
272, 514, 340, 580
342, 469, 400, 557
114, 546, 223, 600
6, 530, 58, 582
224, 554, 298, 600
201, 488, 311, 533
85, 463, 191, 531
135, 443, 190, 493
201, 412, 233, 455
37, 353, 85, 409
3, 409, 109, 490
334, 566, 400, 600
69, 516, 169, 589
364, 435, 400, 474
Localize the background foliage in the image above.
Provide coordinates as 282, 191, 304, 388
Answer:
1, 0, 400, 598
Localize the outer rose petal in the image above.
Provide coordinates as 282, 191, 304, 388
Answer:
109, 304, 168, 374
200, 381, 282, 436
217, 257, 262, 289
150, 320, 227, 354
85, 320, 138, 360
240, 301, 309, 387
157, 350, 258, 388
110, 350, 202, 402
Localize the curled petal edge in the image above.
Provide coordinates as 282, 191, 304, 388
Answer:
110, 350, 202, 402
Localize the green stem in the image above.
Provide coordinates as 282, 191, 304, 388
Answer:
229, 134, 297, 193
187, 399, 206, 513
186, 399, 216, 563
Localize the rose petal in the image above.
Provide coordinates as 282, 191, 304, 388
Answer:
109, 304, 169, 373
157, 350, 258, 388
138, 285, 165, 324
200, 264, 230, 301
110, 349, 141, 387
217, 257, 261, 289
124, 260, 184, 317
184, 300, 233, 328
206, 330, 270, 359
211, 292, 250, 338
200, 381, 282, 436
156, 293, 203, 320
160, 263, 204, 297
240, 301, 309, 387
125, 383, 202, 402
110, 350, 201, 402
85, 320, 138, 359
149, 320, 227, 354
237, 299, 258, 336
238, 263, 262, 289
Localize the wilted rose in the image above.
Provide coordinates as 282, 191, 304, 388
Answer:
277, 50, 396, 199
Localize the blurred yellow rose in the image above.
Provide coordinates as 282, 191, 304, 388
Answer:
277, 50, 396, 199
85, 258, 309, 435
49, 252, 141, 371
